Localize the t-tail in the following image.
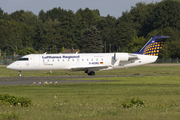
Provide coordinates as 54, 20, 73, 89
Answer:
133, 35, 171, 56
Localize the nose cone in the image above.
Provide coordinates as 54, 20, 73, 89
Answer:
7, 64, 13, 69
7, 63, 18, 70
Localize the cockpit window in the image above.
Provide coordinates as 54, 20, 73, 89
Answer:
17, 58, 29, 61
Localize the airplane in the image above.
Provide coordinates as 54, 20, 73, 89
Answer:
7, 35, 171, 76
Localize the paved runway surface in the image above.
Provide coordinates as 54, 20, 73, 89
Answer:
0, 76, 117, 86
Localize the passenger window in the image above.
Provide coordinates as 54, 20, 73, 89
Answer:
101, 58, 103, 61
87, 59, 89, 61
96, 59, 98, 61
91, 59, 93, 61
82, 59, 84, 61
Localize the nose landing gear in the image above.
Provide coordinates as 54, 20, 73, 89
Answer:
18, 71, 22, 77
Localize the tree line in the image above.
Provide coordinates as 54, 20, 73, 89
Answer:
0, 0, 180, 58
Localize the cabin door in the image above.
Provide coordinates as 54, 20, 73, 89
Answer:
33, 55, 40, 67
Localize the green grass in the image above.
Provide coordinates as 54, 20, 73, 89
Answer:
1, 75, 180, 119
1, 65, 180, 119
1, 65, 180, 77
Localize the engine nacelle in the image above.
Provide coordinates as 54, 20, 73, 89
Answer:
114, 53, 129, 61
114, 53, 138, 61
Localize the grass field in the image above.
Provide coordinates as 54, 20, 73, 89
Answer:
1, 65, 180, 120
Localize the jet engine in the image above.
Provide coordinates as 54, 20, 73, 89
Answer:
114, 53, 138, 61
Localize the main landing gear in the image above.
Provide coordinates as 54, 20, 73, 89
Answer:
85, 70, 95, 76
18, 71, 22, 77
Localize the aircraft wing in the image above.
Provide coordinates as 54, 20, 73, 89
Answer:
71, 65, 109, 71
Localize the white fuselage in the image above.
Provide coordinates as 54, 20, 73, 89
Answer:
7, 53, 158, 72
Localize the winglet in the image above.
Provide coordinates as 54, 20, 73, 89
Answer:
133, 35, 172, 56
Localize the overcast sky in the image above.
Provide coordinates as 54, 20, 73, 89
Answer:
2, 0, 162, 18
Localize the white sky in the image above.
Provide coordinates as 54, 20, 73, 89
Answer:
1, 0, 162, 18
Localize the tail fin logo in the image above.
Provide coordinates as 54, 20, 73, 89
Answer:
143, 41, 165, 56
136, 36, 171, 56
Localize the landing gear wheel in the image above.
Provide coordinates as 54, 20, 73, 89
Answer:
88, 71, 95, 76
18, 71, 22, 77
92, 71, 95, 75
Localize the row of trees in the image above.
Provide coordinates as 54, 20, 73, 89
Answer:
0, 0, 180, 58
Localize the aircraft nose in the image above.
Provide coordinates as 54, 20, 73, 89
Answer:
7, 63, 17, 70
7, 62, 21, 71
7, 64, 12, 69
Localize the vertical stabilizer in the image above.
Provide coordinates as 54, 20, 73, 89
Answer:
133, 35, 171, 56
